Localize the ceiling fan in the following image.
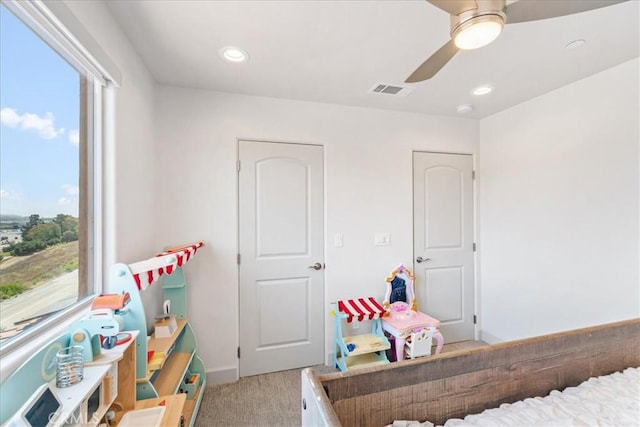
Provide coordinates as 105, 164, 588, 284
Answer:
405, 0, 629, 83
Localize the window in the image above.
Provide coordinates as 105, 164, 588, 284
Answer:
0, 1, 111, 349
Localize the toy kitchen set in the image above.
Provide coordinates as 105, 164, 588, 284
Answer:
0, 242, 206, 427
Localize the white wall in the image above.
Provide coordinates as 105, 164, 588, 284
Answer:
154, 88, 478, 382
64, 1, 157, 264
63, 1, 164, 323
478, 58, 640, 343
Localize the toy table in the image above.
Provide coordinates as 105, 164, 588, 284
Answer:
381, 310, 444, 362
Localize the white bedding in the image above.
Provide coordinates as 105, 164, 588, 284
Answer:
391, 367, 640, 427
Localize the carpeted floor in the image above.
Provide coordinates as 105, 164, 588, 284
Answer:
195, 341, 487, 426
195, 364, 337, 427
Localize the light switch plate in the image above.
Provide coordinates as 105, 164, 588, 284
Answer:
374, 233, 391, 246
334, 233, 344, 248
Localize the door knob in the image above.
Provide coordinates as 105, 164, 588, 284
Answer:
416, 256, 431, 263
308, 262, 324, 270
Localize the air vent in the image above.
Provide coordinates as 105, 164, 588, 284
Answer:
368, 83, 414, 97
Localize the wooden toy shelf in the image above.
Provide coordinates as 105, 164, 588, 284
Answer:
341, 333, 389, 356
333, 298, 391, 372
0, 242, 206, 427
110, 242, 206, 427
140, 319, 189, 381
343, 352, 389, 370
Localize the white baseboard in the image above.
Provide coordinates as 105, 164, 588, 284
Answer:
206, 360, 337, 385
326, 351, 334, 367
480, 329, 505, 344
206, 367, 238, 385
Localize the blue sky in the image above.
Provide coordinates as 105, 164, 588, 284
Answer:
0, 5, 80, 218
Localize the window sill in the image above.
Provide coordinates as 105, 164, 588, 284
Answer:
0, 297, 93, 383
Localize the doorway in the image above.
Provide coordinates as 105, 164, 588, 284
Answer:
413, 151, 475, 342
238, 140, 325, 376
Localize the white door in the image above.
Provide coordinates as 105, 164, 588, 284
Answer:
413, 152, 474, 342
238, 140, 325, 376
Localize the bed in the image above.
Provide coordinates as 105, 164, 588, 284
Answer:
301, 318, 639, 427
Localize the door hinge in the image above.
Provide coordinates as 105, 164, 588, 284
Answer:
237, 253, 241, 265
237, 347, 240, 359
472, 170, 476, 180
473, 315, 477, 324
473, 242, 477, 252
237, 160, 241, 172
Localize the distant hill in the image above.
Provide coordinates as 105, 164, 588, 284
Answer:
0, 215, 27, 224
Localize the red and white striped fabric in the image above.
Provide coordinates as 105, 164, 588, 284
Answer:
157, 242, 203, 266
130, 241, 204, 291
337, 297, 386, 323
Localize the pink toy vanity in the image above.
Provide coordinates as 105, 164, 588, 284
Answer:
380, 265, 444, 361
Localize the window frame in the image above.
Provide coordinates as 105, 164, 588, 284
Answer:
0, 0, 117, 359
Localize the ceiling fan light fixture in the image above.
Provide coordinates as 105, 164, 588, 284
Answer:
452, 14, 504, 50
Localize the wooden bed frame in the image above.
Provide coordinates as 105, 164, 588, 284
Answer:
301, 318, 640, 426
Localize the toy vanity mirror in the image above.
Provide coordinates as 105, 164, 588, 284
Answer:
383, 264, 418, 315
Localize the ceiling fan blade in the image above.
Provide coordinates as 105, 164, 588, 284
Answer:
405, 39, 459, 83
506, 0, 629, 24
427, 0, 478, 15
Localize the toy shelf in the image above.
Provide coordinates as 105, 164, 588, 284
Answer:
333, 297, 391, 372
149, 319, 189, 354
139, 318, 189, 380
111, 393, 186, 426
0, 242, 206, 427
129, 394, 186, 426
335, 333, 390, 371
343, 352, 389, 370
110, 242, 206, 427
153, 352, 195, 396
182, 385, 202, 423
341, 333, 389, 356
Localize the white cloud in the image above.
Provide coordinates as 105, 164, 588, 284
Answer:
0, 107, 65, 140
69, 129, 80, 146
59, 185, 79, 207
0, 188, 21, 200
0, 108, 20, 127
62, 184, 79, 196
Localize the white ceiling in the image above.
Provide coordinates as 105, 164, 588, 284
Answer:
106, 0, 639, 119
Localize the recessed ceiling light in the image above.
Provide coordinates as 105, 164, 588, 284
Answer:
219, 46, 249, 63
565, 39, 586, 50
456, 104, 474, 114
472, 85, 494, 96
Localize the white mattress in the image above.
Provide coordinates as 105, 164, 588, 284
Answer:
391, 367, 640, 427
